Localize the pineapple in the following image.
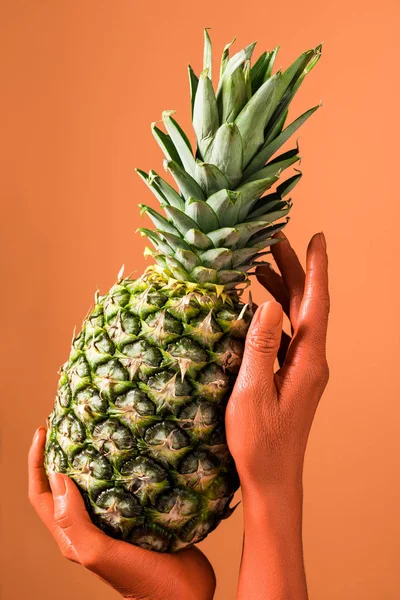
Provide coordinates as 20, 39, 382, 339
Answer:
45, 30, 321, 552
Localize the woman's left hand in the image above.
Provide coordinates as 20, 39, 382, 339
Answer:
28, 427, 216, 600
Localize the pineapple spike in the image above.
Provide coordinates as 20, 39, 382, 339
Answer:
136, 169, 170, 209
164, 159, 206, 201
188, 65, 199, 119
193, 69, 219, 159
162, 111, 196, 176
151, 123, 183, 166
117, 265, 125, 282
203, 28, 213, 80
148, 170, 185, 211
219, 37, 237, 79
216, 42, 257, 97
138, 204, 180, 237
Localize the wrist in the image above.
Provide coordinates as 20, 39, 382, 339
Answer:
240, 459, 304, 499
238, 471, 307, 600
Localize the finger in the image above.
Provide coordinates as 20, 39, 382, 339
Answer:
237, 301, 283, 398
28, 427, 54, 526
271, 232, 306, 329
256, 265, 290, 317
282, 232, 329, 380
49, 473, 110, 566
255, 267, 292, 366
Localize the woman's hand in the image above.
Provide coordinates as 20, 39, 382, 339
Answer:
226, 231, 330, 492
225, 232, 329, 600
28, 427, 216, 600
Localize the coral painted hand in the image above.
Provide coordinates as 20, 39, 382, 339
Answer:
226, 231, 330, 599
226, 231, 330, 489
28, 427, 216, 600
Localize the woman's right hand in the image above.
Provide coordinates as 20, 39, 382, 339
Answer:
226, 231, 330, 493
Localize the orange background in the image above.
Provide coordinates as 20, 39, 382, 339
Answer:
1, 1, 400, 598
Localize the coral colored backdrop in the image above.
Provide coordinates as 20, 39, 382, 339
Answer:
1, 1, 400, 598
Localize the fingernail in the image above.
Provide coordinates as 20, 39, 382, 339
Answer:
259, 301, 283, 327
319, 231, 327, 250
49, 472, 67, 497
33, 426, 45, 443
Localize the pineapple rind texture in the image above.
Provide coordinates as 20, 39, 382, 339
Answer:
46, 272, 251, 552
45, 31, 321, 551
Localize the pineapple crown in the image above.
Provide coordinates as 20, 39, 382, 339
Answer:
136, 29, 321, 294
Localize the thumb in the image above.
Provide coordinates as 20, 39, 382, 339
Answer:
49, 472, 107, 564
240, 301, 283, 386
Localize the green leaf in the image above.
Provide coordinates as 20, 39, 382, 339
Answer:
204, 122, 243, 188
247, 172, 302, 218
200, 248, 232, 270
257, 105, 319, 166
245, 205, 292, 224
250, 46, 279, 92
203, 28, 213, 81
193, 70, 219, 159
164, 159, 206, 201
243, 60, 251, 101
235, 174, 280, 220
164, 256, 190, 281
162, 111, 196, 176
175, 248, 201, 271
264, 45, 322, 144
218, 59, 247, 123
217, 270, 246, 284
138, 204, 181, 237
206, 189, 240, 227
185, 198, 220, 232
188, 65, 199, 119
151, 124, 183, 166
235, 221, 276, 248
263, 46, 279, 81
250, 51, 269, 92
219, 37, 237, 79
148, 170, 185, 211
138, 228, 174, 256
207, 227, 240, 249
184, 229, 214, 250
136, 169, 167, 208
276, 171, 302, 196
163, 205, 199, 236
194, 160, 229, 196
264, 109, 288, 144
157, 230, 192, 251
216, 42, 257, 96
244, 147, 300, 183
248, 199, 289, 220
247, 219, 290, 247
231, 247, 261, 268
190, 266, 218, 284
243, 105, 318, 178
235, 71, 281, 168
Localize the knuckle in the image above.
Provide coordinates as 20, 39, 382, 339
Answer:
247, 328, 278, 355
54, 502, 70, 530
305, 358, 329, 388
80, 544, 106, 570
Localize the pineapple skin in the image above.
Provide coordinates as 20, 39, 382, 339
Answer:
45, 272, 252, 552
